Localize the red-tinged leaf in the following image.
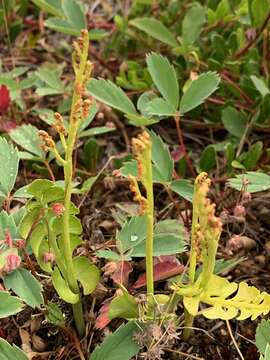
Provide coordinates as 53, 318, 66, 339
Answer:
104, 261, 133, 286
0, 85, 11, 113
0, 120, 17, 133
111, 261, 133, 286
133, 256, 185, 289
95, 302, 111, 330
171, 146, 185, 162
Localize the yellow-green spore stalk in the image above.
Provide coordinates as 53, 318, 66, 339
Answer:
171, 173, 270, 340
129, 131, 154, 298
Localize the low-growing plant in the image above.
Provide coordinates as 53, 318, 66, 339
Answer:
19, 29, 100, 337
93, 133, 270, 357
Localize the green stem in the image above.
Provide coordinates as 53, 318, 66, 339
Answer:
189, 202, 198, 283
60, 30, 89, 337
145, 141, 154, 297
72, 300, 85, 338
183, 309, 194, 341
46, 220, 67, 278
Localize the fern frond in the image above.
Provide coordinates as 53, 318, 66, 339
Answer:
183, 275, 270, 321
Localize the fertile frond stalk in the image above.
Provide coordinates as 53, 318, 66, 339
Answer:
61, 29, 92, 337
131, 132, 154, 298
184, 172, 222, 339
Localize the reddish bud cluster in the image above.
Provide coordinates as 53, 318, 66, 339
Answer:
4, 254, 21, 272
51, 203, 65, 216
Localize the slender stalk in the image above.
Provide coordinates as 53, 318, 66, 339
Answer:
144, 140, 154, 296
72, 302, 85, 339
46, 220, 67, 278
174, 114, 196, 177
183, 309, 194, 340
60, 30, 90, 337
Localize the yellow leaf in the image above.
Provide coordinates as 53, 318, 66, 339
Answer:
183, 296, 200, 316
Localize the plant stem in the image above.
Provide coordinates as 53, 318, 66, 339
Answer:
72, 301, 85, 339
174, 114, 196, 177
61, 30, 90, 337
145, 140, 154, 297
183, 309, 194, 340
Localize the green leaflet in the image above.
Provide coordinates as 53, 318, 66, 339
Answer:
0, 291, 24, 318
87, 79, 137, 115
4, 268, 44, 308
90, 322, 140, 360
146, 53, 179, 110
180, 72, 220, 114
0, 337, 28, 360
256, 319, 270, 356
130, 18, 177, 47
0, 138, 19, 195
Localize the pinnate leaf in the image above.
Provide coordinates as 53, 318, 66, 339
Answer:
46, 301, 65, 326
198, 275, 270, 320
